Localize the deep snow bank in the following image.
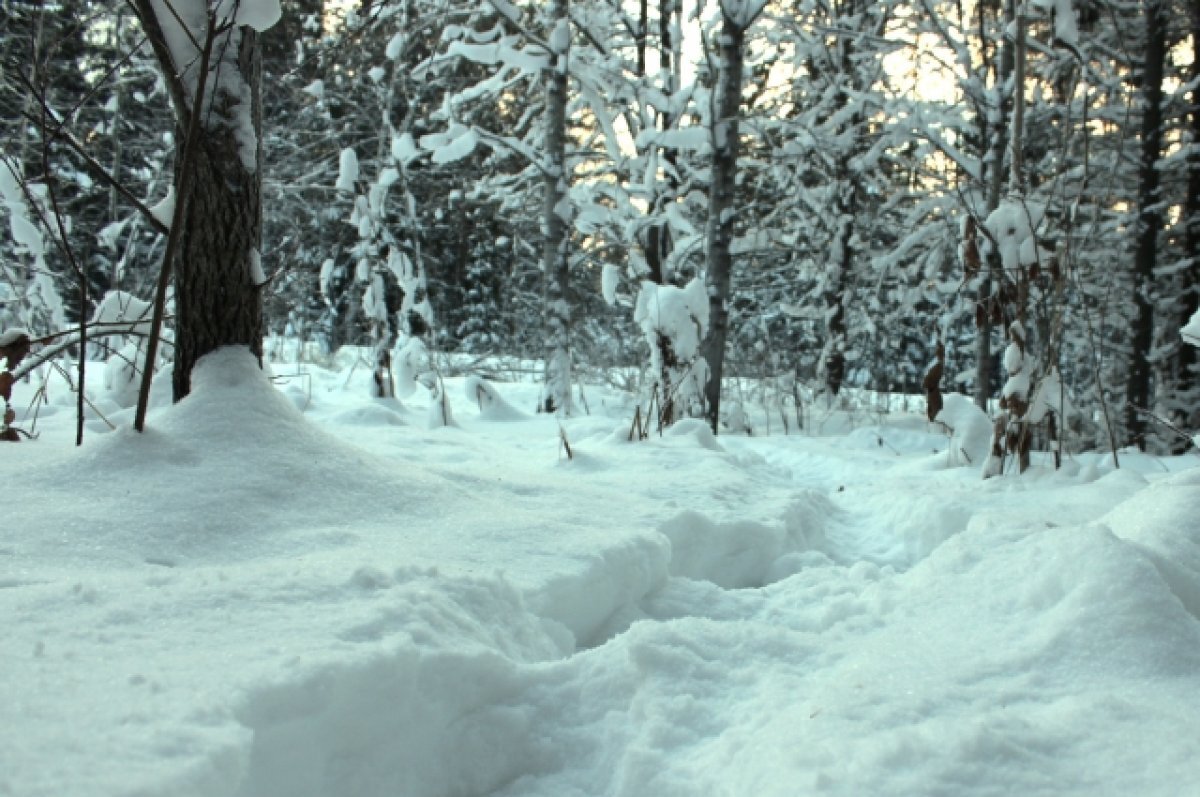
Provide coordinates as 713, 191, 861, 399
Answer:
3, 350, 1199, 797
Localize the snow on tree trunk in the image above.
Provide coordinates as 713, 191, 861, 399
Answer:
699, 6, 748, 434
972, 0, 1017, 412
539, 0, 573, 416
134, 0, 280, 401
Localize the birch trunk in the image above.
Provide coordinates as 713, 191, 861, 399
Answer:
539, 0, 573, 415
699, 12, 746, 433
973, 0, 1016, 411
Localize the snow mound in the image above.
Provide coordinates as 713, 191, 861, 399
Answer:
662, 418, 724, 451
1102, 467, 1200, 620
661, 511, 786, 588
660, 496, 832, 590
24, 347, 437, 568
465, 375, 529, 421
327, 398, 410, 427
233, 571, 565, 797
527, 532, 671, 648
935, 393, 992, 467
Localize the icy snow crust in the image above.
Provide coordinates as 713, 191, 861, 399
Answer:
3, 347, 1200, 796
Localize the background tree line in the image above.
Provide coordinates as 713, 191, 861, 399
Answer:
0, 0, 1196, 455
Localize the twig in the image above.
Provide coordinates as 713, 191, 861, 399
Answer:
558, 422, 573, 460
1131, 405, 1198, 455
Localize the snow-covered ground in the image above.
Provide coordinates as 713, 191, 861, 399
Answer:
3, 346, 1199, 797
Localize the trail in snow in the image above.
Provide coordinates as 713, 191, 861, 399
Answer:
3, 349, 1199, 797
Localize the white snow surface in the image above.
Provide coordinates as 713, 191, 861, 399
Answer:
3, 346, 1200, 797
984, 200, 1046, 271
217, 0, 282, 32
336, 148, 359, 193
1182, 307, 1200, 347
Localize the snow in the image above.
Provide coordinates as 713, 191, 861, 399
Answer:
446, 40, 549, 76
318, 258, 335, 305
149, 188, 175, 229
3, 346, 1200, 797
601, 262, 620, 306
549, 18, 570, 55
147, 0, 275, 172
385, 32, 406, 61
1032, 0, 1079, 45
0, 326, 30, 348
983, 200, 1046, 272
390, 133, 420, 166
420, 125, 479, 165
635, 126, 709, 153
336, 148, 359, 193
301, 79, 324, 100
240, 0, 281, 31
92, 290, 155, 335
0, 159, 45, 257
1182, 308, 1200, 347
634, 278, 709, 362
932, 392, 992, 467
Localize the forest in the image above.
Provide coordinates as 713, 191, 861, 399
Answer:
4, 4, 1200, 795
1, 0, 1198, 460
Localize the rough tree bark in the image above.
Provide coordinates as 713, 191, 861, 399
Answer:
133, 1, 267, 403
172, 89, 265, 400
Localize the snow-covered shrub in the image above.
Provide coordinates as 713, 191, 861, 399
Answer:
935, 393, 992, 467
395, 337, 430, 400
92, 291, 159, 408
976, 197, 1059, 477
465, 376, 527, 422
633, 278, 710, 430
0, 158, 66, 335
0, 328, 31, 441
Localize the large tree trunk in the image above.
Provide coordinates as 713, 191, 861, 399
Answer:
1124, 0, 1166, 449
172, 56, 265, 399
134, 2, 267, 403
539, 0, 573, 415
699, 12, 746, 434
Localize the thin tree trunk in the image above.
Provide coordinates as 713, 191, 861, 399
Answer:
974, 0, 1016, 411
539, 0, 572, 415
823, 187, 852, 398
1124, 0, 1166, 449
699, 12, 746, 434
643, 0, 681, 287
